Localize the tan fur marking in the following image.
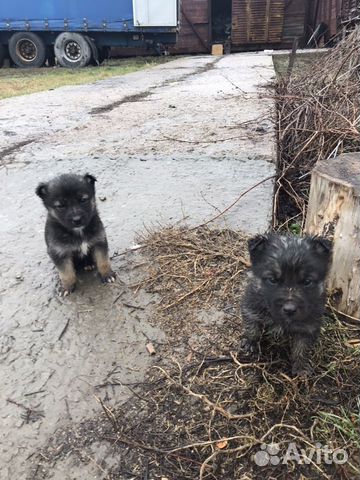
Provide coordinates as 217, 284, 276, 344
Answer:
58, 258, 77, 290
93, 248, 112, 277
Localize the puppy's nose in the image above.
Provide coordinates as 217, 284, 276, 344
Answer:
72, 216, 82, 226
282, 302, 297, 316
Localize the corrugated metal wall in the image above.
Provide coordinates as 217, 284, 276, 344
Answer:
231, 0, 285, 45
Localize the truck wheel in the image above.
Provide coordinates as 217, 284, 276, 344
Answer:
84, 36, 99, 66
8, 32, 46, 68
54, 32, 91, 68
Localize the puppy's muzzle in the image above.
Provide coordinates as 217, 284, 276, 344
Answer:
71, 216, 83, 227
282, 302, 298, 316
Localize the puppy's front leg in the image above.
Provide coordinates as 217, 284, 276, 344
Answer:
291, 334, 316, 376
240, 305, 262, 355
56, 257, 77, 296
93, 243, 116, 284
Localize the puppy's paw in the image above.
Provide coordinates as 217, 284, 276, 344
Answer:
83, 264, 95, 271
59, 285, 76, 297
101, 270, 116, 284
240, 337, 260, 355
292, 361, 313, 378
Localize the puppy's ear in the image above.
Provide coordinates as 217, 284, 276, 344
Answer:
36, 182, 48, 200
84, 174, 97, 185
309, 236, 332, 257
248, 235, 269, 265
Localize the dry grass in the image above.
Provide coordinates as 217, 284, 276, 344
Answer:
137, 226, 249, 312
108, 319, 359, 480
272, 50, 330, 79
274, 26, 360, 230
0, 56, 173, 100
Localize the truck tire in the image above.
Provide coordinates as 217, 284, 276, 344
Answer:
54, 32, 91, 68
84, 36, 99, 66
8, 32, 46, 68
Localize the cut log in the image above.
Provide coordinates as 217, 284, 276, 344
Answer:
305, 152, 360, 319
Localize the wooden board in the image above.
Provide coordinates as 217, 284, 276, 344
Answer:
305, 152, 360, 319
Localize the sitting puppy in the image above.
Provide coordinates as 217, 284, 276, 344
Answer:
241, 234, 332, 376
36, 173, 116, 296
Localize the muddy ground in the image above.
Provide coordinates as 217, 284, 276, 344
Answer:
0, 53, 276, 479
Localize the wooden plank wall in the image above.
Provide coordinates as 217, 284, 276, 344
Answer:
310, 0, 343, 37
170, 0, 210, 53
282, 0, 309, 46
231, 0, 285, 45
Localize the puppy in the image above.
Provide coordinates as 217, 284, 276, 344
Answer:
240, 234, 332, 376
36, 173, 116, 296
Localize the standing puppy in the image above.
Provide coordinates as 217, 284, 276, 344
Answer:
36, 173, 116, 296
241, 234, 332, 376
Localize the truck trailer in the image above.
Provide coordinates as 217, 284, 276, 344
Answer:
0, 0, 178, 68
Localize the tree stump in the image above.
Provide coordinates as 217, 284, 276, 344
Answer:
305, 152, 360, 319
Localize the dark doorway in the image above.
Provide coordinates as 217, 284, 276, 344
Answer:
211, 0, 232, 43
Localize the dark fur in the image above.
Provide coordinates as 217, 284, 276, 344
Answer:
36, 173, 115, 295
240, 233, 332, 375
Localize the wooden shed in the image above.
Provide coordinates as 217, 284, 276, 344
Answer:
170, 0, 312, 54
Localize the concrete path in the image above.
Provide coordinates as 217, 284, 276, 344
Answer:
0, 53, 276, 478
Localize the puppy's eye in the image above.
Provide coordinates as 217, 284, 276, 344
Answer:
80, 197, 89, 203
266, 277, 279, 285
55, 204, 65, 210
303, 278, 313, 286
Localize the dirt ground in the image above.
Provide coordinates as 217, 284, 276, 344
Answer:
0, 53, 276, 479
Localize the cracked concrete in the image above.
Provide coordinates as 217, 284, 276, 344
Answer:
0, 52, 276, 478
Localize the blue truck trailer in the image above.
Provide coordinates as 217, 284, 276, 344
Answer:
0, 0, 178, 68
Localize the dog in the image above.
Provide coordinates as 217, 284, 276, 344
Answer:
240, 233, 332, 376
36, 173, 116, 296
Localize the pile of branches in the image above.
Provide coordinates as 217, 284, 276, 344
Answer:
340, 0, 360, 28
275, 26, 360, 228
